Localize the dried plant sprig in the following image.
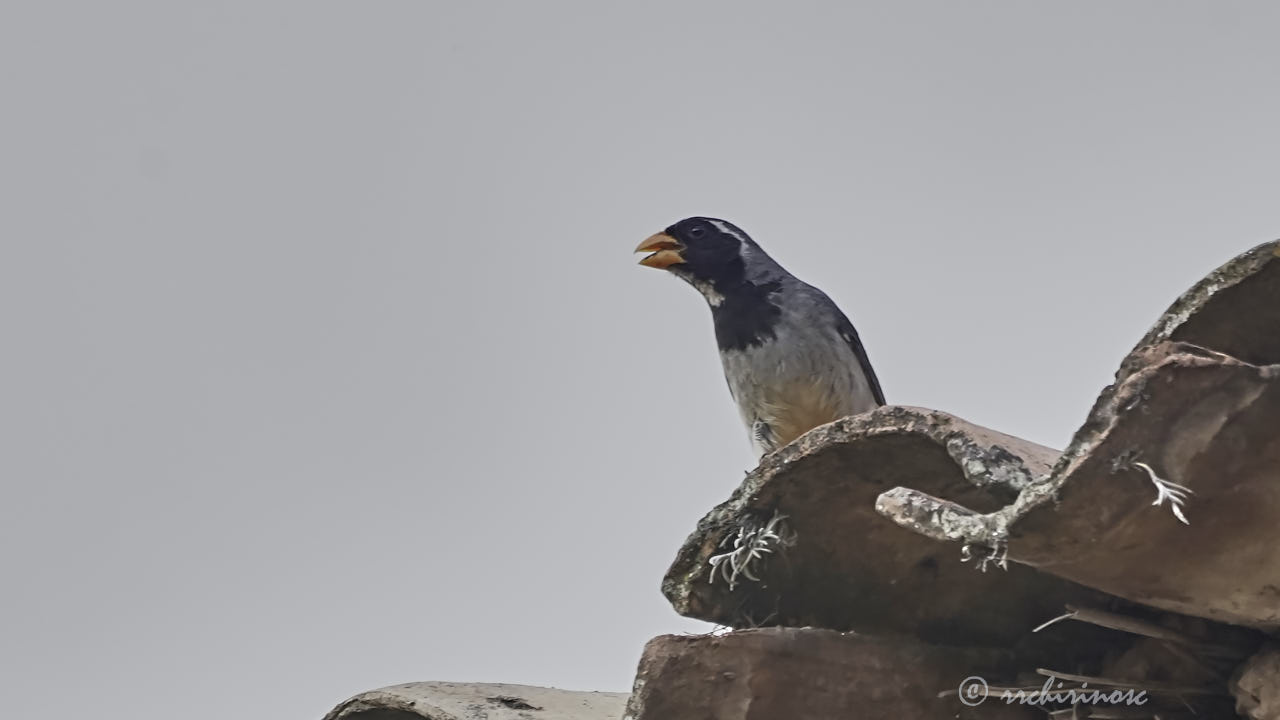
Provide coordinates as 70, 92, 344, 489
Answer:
708, 511, 794, 591
1132, 462, 1193, 525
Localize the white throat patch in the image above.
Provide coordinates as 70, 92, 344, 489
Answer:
691, 277, 725, 307
672, 266, 726, 306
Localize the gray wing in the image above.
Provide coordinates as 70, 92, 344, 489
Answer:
835, 311, 885, 406
794, 283, 886, 406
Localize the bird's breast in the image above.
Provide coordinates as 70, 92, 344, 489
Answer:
720, 329, 880, 454
743, 378, 855, 446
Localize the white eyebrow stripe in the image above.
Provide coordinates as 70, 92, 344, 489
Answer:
709, 219, 749, 245
709, 218, 759, 264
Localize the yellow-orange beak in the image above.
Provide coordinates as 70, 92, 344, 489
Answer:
635, 232, 686, 269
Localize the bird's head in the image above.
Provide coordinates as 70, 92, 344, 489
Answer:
634, 217, 779, 303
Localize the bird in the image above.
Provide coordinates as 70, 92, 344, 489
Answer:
635, 216, 884, 459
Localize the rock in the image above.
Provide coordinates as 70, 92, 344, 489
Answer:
1234, 645, 1280, 720
624, 627, 1040, 720
1004, 345, 1280, 625
873, 241, 1280, 628
323, 682, 628, 720
661, 405, 1120, 655
1126, 240, 1280, 372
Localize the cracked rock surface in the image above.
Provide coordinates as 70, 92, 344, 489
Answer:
877, 241, 1280, 628
323, 682, 627, 720
660, 405, 1121, 652
625, 628, 1039, 720
1235, 645, 1280, 720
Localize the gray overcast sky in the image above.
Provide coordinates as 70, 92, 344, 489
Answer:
3, 2, 1279, 718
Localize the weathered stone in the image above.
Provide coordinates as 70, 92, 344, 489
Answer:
1126, 240, 1280, 373
1005, 347, 1280, 625
661, 405, 1120, 654
323, 682, 627, 720
624, 628, 1039, 720
873, 241, 1280, 628
1234, 645, 1280, 720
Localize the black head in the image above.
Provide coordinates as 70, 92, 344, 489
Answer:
634, 216, 765, 290
635, 216, 787, 350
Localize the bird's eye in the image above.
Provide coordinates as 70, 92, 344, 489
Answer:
687, 226, 706, 239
